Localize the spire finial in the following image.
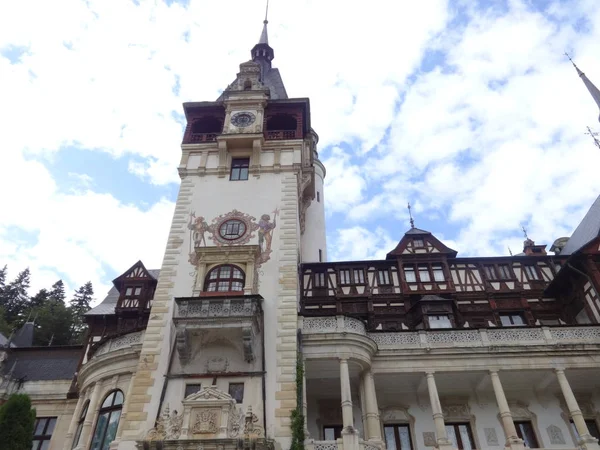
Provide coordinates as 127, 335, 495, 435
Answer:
407, 202, 415, 229
508, 246, 513, 256
521, 225, 529, 240
265, 0, 269, 23
258, 0, 269, 44
565, 52, 584, 77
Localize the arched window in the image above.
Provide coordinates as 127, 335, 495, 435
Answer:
71, 400, 89, 449
90, 390, 124, 450
204, 264, 245, 293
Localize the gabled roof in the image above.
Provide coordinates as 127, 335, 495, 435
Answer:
561, 195, 600, 256
112, 260, 157, 290
387, 227, 458, 259
86, 265, 160, 316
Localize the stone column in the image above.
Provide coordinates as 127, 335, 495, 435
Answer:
489, 371, 524, 450
78, 382, 102, 450
363, 369, 382, 442
63, 391, 86, 450
425, 372, 454, 450
340, 358, 354, 430
556, 369, 600, 449
340, 358, 359, 450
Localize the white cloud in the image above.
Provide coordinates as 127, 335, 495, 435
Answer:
329, 226, 397, 262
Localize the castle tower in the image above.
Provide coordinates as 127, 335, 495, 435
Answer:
114, 18, 326, 450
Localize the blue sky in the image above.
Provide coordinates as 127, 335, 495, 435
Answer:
1, 0, 599, 302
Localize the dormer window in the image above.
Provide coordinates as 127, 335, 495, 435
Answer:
413, 239, 424, 247
122, 286, 142, 308
428, 315, 452, 329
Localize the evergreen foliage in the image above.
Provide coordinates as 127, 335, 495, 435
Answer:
0, 393, 36, 450
0, 266, 95, 346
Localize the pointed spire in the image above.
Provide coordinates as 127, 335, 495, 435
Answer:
259, 0, 269, 45
407, 202, 415, 229
566, 52, 600, 123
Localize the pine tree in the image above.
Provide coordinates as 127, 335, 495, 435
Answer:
1, 268, 30, 325
69, 282, 93, 344
32, 298, 73, 346
0, 393, 36, 450
49, 280, 66, 303
0, 265, 7, 297
30, 288, 50, 309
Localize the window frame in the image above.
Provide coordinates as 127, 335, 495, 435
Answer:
499, 313, 526, 327
33, 417, 57, 450
432, 264, 445, 282
570, 419, 600, 441
228, 382, 245, 403
445, 422, 476, 449
184, 383, 202, 398
404, 265, 417, 283
384, 423, 413, 449
72, 400, 90, 449
230, 158, 250, 181
377, 269, 392, 286
428, 315, 452, 329
90, 390, 124, 450
313, 272, 326, 289
413, 239, 424, 248
523, 264, 541, 281
338, 268, 366, 286
323, 425, 343, 441
204, 264, 245, 293
514, 421, 539, 448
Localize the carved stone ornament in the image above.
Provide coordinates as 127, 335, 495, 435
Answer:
547, 424, 566, 445
191, 410, 219, 434
423, 431, 436, 447
206, 356, 229, 373
381, 407, 411, 423
442, 403, 471, 420
146, 404, 183, 440
243, 406, 265, 437
484, 428, 499, 446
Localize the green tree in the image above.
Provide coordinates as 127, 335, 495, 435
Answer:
0, 265, 6, 297
29, 288, 50, 309
49, 280, 66, 303
0, 268, 30, 325
32, 297, 73, 346
69, 281, 94, 344
0, 393, 36, 450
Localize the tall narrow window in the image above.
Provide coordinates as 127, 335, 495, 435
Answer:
524, 265, 540, 280
432, 264, 445, 282
571, 419, 600, 441
418, 265, 431, 282
72, 401, 90, 449
314, 272, 326, 288
378, 269, 391, 285
90, 390, 124, 450
230, 158, 249, 181
384, 424, 413, 449
498, 264, 512, 279
339, 269, 351, 285
353, 269, 366, 284
185, 384, 202, 398
323, 426, 343, 440
445, 423, 475, 449
317, 191, 320, 202
404, 266, 416, 283
122, 285, 142, 308
484, 265, 496, 279
319, 249, 323, 262
33, 417, 57, 450
515, 421, 539, 448
204, 264, 245, 292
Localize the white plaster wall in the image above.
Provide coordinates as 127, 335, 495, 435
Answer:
301, 159, 326, 263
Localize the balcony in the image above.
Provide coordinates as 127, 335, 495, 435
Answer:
173, 295, 263, 364
90, 330, 144, 359
265, 130, 297, 140
188, 132, 218, 143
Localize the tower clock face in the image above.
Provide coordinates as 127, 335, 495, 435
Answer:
230, 112, 256, 128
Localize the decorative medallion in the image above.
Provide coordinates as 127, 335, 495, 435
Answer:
191, 410, 219, 434
219, 219, 247, 241
211, 210, 258, 246
231, 111, 256, 128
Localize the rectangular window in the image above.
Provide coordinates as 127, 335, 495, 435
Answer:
432, 264, 445, 282
404, 266, 416, 283
571, 419, 600, 441
500, 313, 525, 327
378, 269, 391, 285
317, 191, 320, 202
498, 264, 512, 279
418, 265, 431, 282
185, 384, 202, 398
524, 265, 540, 280
413, 239, 424, 247
484, 265, 496, 280
353, 269, 365, 284
314, 272, 326, 288
319, 249, 323, 262
323, 425, 343, 440
339, 269, 351, 285
33, 417, 57, 450
445, 423, 475, 450
228, 383, 244, 403
515, 421, 539, 448
384, 424, 413, 449
429, 315, 452, 329
230, 158, 249, 181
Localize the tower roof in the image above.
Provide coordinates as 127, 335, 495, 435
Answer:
259, 19, 269, 45
569, 56, 600, 122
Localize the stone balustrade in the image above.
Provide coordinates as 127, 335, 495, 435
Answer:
93, 330, 144, 358
175, 295, 261, 319
302, 316, 600, 349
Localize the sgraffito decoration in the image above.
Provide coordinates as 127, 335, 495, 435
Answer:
187, 208, 279, 269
